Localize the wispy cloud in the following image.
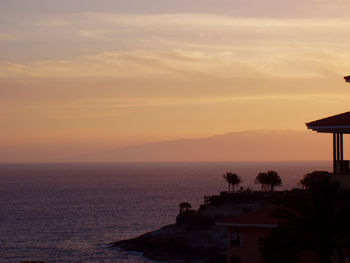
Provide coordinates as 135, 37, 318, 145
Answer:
11, 93, 350, 112
0, 33, 15, 41
2, 12, 350, 76
3, 1, 350, 161
0, 47, 348, 82
77, 29, 112, 39
38, 12, 350, 37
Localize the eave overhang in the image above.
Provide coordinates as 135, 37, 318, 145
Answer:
216, 222, 278, 228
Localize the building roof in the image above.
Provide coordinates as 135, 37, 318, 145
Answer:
306, 111, 350, 133
216, 206, 279, 228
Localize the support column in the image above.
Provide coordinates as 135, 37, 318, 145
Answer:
341, 133, 344, 172
333, 133, 337, 173
337, 133, 340, 162
341, 133, 344, 161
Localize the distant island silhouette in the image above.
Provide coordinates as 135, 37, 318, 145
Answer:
101, 130, 332, 162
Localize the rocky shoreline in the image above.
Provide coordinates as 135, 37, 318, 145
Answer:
112, 191, 296, 262
112, 223, 227, 262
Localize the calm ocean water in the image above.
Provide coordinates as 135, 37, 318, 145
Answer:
0, 162, 331, 263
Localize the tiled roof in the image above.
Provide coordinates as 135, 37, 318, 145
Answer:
216, 206, 280, 227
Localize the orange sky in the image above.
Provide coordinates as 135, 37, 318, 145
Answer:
1, 0, 350, 162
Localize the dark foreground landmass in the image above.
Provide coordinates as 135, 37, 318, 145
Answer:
112, 190, 306, 262
113, 223, 227, 262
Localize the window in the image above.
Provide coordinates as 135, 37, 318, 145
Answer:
230, 230, 241, 247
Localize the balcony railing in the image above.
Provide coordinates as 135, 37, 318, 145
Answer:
335, 160, 350, 173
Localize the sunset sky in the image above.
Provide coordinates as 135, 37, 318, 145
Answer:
2, 0, 350, 162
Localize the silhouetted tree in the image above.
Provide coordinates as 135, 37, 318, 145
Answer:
261, 178, 350, 263
255, 172, 268, 191
300, 171, 330, 189
267, 171, 282, 191
223, 172, 232, 192
179, 202, 191, 214
223, 172, 241, 192
259, 226, 300, 263
255, 170, 282, 191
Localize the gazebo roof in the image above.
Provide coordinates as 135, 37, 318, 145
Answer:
306, 111, 350, 133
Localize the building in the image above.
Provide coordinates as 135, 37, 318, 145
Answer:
306, 111, 350, 188
216, 206, 278, 263
216, 206, 321, 263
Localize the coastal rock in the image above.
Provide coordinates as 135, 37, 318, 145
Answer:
112, 223, 227, 262
113, 192, 276, 262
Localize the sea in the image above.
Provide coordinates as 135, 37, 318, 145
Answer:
0, 161, 331, 263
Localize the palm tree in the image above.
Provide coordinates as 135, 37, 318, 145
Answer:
262, 178, 350, 263
223, 172, 241, 192
267, 170, 282, 191
223, 173, 231, 192
255, 172, 268, 191
255, 170, 282, 191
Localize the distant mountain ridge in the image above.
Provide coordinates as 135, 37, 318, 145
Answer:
104, 130, 333, 162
